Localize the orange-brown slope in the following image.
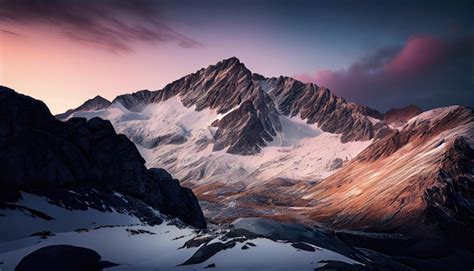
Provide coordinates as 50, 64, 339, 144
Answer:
293, 106, 474, 236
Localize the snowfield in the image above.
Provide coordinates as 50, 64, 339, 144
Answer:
0, 193, 361, 270
66, 96, 372, 184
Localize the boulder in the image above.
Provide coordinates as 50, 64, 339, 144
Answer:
15, 245, 117, 271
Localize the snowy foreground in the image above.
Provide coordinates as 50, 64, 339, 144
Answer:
0, 193, 360, 270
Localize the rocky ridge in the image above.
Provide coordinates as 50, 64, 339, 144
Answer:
56, 95, 111, 120
58, 57, 389, 155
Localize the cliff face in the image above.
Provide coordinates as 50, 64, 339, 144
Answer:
0, 86, 206, 228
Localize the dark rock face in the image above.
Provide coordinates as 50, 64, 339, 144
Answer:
149, 168, 206, 228
15, 245, 116, 271
424, 136, 474, 246
0, 86, 206, 228
212, 99, 278, 155
56, 95, 111, 120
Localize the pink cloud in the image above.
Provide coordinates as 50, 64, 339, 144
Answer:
384, 35, 447, 74
294, 34, 473, 111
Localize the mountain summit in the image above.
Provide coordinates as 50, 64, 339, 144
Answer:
59, 57, 388, 154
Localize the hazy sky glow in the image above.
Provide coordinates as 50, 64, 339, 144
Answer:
0, 0, 472, 113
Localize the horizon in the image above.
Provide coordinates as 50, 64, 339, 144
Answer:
1, 0, 473, 114
2, 55, 470, 117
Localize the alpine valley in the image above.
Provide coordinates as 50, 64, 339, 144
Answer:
1, 57, 473, 270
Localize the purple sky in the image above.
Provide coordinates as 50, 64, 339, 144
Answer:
0, 0, 472, 113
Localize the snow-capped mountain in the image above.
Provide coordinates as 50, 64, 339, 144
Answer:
58, 58, 386, 185
57, 57, 474, 243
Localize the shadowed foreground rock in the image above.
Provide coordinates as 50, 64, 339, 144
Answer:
0, 86, 206, 228
15, 245, 117, 271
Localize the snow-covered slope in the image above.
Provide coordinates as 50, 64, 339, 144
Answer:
66, 96, 371, 185
0, 193, 362, 270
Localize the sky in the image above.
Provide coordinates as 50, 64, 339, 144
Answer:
0, 0, 472, 114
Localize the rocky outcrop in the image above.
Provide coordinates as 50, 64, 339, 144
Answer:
211, 94, 280, 155
0, 86, 206, 228
112, 89, 154, 111
326, 158, 343, 171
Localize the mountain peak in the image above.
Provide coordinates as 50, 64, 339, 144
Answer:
56, 94, 111, 120
82, 95, 111, 107
221, 56, 241, 64
214, 57, 249, 73
91, 95, 108, 101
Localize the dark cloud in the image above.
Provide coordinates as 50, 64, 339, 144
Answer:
295, 34, 474, 111
0, 28, 21, 36
0, 0, 201, 52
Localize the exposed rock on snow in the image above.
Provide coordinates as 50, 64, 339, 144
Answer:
325, 158, 343, 171
291, 242, 316, 252
180, 240, 237, 265
0, 197, 369, 271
